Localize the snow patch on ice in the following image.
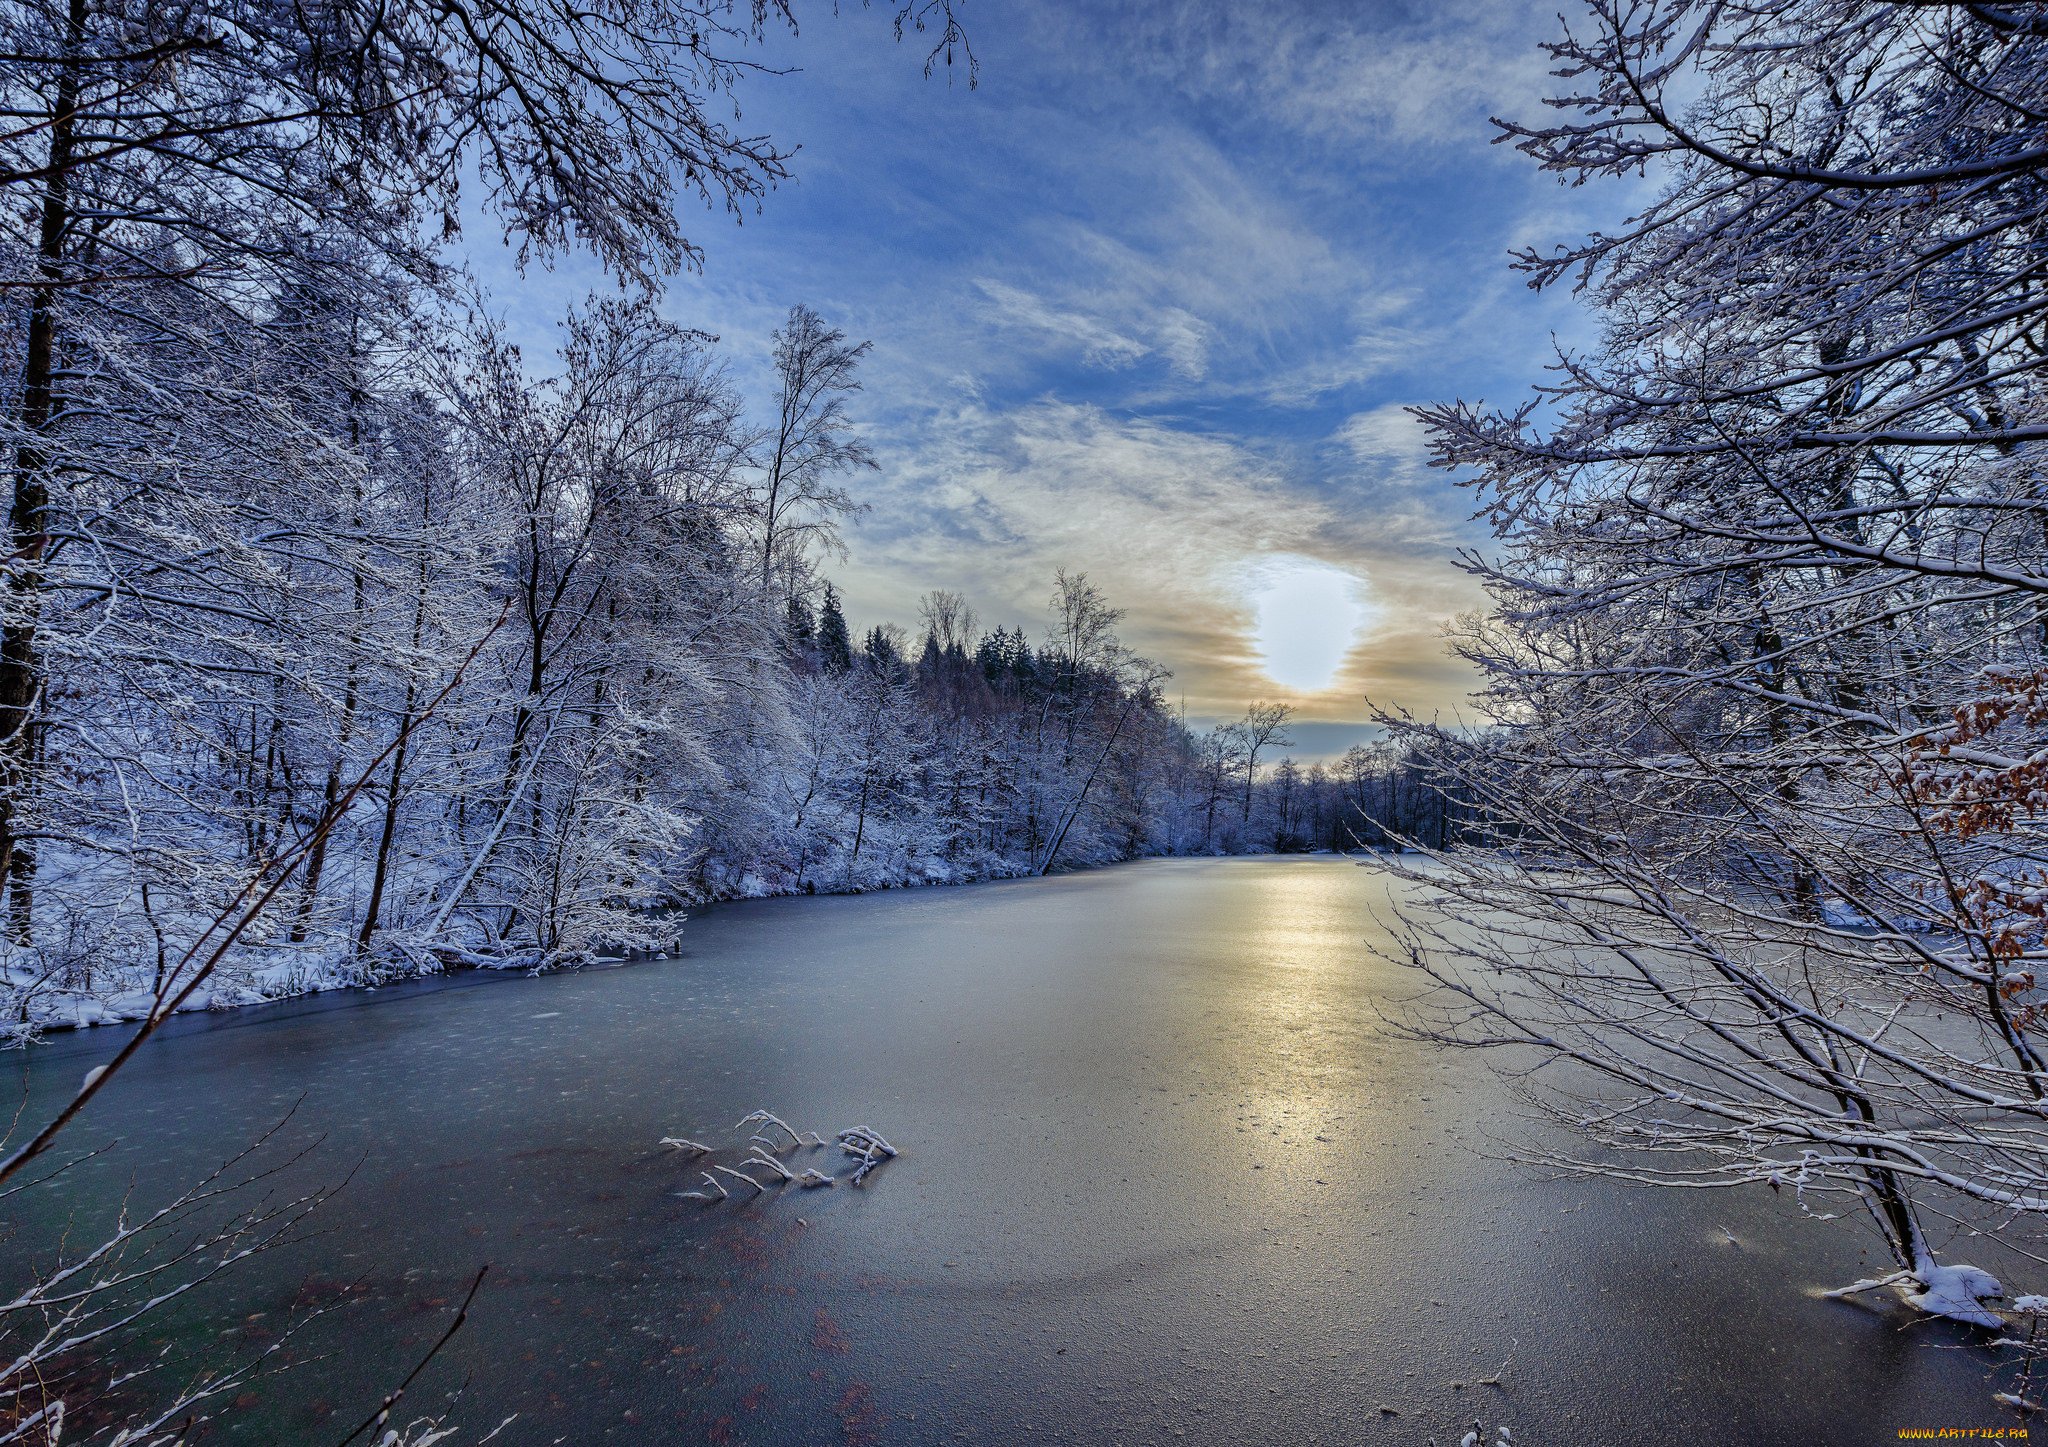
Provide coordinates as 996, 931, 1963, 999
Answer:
1904, 1263, 2006, 1327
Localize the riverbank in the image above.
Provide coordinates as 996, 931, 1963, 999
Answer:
5, 845, 1339, 1038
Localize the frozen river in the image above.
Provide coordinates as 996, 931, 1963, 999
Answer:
3, 857, 2023, 1443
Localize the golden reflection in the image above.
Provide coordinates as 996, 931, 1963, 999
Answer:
1164, 859, 1428, 1195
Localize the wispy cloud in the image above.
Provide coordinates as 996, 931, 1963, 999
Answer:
1040, 0, 1561, 159
1333, 403, 1436, 485
972, 278, 1150, 370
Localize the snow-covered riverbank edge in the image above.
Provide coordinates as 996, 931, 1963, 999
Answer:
9, 849, 1346, 1041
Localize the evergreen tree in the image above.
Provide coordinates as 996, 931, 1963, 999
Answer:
817, 583, 854, 674
975, 627, 1008, 685
864, 625, 902, 674
785, 591, 817, 654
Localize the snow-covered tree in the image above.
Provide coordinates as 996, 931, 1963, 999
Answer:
757, 303, 877, 595
1395, 0, 2048, 1330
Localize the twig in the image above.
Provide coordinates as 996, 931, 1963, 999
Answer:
712, 1163, 768, 1193
837, 1126, 897, 1184
333, 1265, 489, 1447
680, 1170, 728, 1203
743, 1150, 794, 1183
737, 1111, 804, 1148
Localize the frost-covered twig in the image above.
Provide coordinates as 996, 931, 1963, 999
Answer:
743, 1149, 794, 1184
712, 1163, 770, 1193
680, 1171, 729, 1204
797, 1169, 836, 1188
659, 1137, 711, 1155
738, 1111, 805, 1149
837, 1126, 897, 1185
837, 1126, 895, 1156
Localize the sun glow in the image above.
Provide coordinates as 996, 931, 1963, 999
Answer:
1245, 556, 1371, 695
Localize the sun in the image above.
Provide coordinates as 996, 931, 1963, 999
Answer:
1245, 556, 1371, 695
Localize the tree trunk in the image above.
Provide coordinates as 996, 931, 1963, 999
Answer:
294, 417, 369, 943
355, 696, 413, 957
0, 0, 87, 945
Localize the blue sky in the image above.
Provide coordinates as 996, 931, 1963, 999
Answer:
469, 1, 1629, 756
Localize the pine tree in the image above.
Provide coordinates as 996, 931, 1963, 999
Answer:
975, 627, 1007, 685
817, 583, 853, 675
785, 591, 816, 654
863, 626, 901, 674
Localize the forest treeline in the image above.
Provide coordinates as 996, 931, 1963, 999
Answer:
0, 267, 1461, 1030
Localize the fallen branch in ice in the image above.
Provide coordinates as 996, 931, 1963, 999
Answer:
837, 1127, 895, 1154
680, 1171, 729, 1203
1477, 1339, 1518, 1387
743, 1150, 795, 1184
837, 1127, 897, 1185
738, 1111, 806, 1149
665, 1115, 891, 1205
1824, 1270, 1914, 1300
712, 1163, 771, 1193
